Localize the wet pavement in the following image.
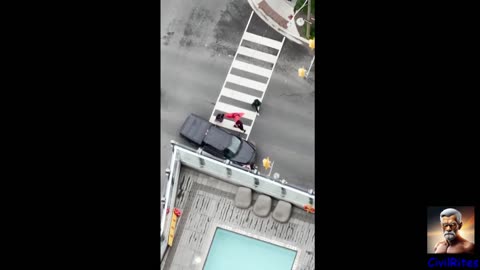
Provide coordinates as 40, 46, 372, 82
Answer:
161, 0, 315, 198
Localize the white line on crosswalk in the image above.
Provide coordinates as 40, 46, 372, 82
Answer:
210, 10, 285, 140
242, 32, 283, 50
246, 37, 285, 140
211, 12, 255, 121
258, 37, 284, 101
213, 102, 257, 121
220, 88, 260, 105
226, 74, 267, 92
231, 60, 272, 78
237, 46, 277, 64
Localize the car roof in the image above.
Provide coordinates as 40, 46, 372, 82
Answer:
203, 126, 235, 151
179, 114, 212, 145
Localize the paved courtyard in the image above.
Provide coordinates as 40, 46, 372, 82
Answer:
161, 167, 315, 270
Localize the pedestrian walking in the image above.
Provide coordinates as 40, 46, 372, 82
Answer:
251, 99, 261, 115
224, 112, 246, 133
215, 113, 224, 123
234, 119, 246, 133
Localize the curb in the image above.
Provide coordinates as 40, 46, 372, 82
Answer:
247, 0, 309, 45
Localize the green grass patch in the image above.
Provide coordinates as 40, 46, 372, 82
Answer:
302, 24, 315, 39
294, 0, 315, 14
294, 0, 315, 39
309, 25, 315, 39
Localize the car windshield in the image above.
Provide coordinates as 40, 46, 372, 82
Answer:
226, 136, 242, 158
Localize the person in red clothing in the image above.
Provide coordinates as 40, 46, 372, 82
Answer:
224, 112, 244, 120
224, 112, 246, 133
234, 120, 246, 133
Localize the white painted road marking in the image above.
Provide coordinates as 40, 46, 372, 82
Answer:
237, 46, 278, 63
242, 32, 283, 50
226, 74, 267, 92
210, 11, 285, 140
231, 60, 272, 78
220, 88, 260, 105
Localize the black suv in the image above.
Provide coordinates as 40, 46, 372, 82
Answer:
179, 113, 256, 166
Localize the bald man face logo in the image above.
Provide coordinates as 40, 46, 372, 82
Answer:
441, 214, 462, 241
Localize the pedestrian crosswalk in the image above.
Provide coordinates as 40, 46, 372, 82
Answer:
210, 11, 285, 140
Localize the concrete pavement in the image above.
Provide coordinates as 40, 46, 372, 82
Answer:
161, 0, 314, 205
247, 0, 309, 45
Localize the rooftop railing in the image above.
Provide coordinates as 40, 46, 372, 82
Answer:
161, 140, 315, 262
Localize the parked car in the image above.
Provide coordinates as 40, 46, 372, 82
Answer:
179, 113, 256, 166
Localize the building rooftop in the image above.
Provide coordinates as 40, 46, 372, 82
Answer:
161, 166, 315, 270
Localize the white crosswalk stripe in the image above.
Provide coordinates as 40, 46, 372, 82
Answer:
242, 32, 283, 50
220, 88, 260, 105
231, 60, 272, 78
226, 74, 267, 92
210, 11, 285, 140
237, 46, 278, 63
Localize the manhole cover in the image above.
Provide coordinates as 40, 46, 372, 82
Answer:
296, 18, 305, 26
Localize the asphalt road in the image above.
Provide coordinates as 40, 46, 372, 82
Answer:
161, 0, 315, 197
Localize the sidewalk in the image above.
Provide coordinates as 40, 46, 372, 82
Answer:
247, 0, 310, 45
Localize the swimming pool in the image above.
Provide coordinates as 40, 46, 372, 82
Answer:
203, 227, 297, 270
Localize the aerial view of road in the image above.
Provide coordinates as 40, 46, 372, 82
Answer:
161, 0, 315, 199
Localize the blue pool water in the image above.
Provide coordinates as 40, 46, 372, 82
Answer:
203, 228, 297, 270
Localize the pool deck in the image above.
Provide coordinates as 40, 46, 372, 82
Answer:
161, 167, 315, 270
